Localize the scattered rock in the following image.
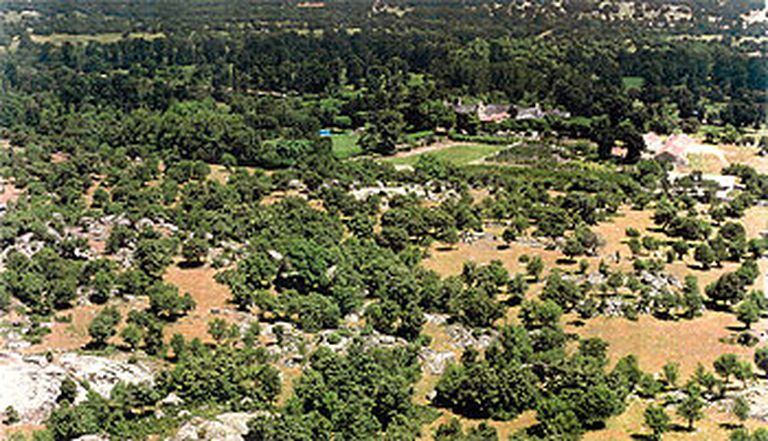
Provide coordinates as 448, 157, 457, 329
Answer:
444, 324, 495, 350
160, 392, 184, 407
72, 435, 108, 441
424, 313, 449, 326
419, 348, 456, 375
738, 380, 768, 422
171, 412, 267, 441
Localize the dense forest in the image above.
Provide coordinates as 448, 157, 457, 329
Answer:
0, 1, 767, 440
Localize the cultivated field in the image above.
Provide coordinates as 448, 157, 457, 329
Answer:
385, 141, 509, 166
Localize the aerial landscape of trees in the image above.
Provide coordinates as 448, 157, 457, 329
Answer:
0, 0, 766, 440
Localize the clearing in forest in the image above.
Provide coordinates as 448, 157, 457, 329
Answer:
386, 141, 508, 166
163, 263, 235, 343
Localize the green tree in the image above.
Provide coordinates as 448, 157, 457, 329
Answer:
181, 237, 209, 266
519, 299, 562, 330
677, 385, 704, 431
681, 275, 703, 319
148, 283, 196, 320
242, 322, 261, 348
644, 404, 670, 441
706, 272, 748, 307
526, 256, 544, 281
733, 396, 750, 424
90, 270, 115, 304
562, 237, 585, 261
170, 333, 186, 360
134, 238, 173, 279
358, 109, 405, 155
57, 378, 78, 404
653, 199, 677, 228
120, 324, 143, 351
662, 362, 679, 390
208, 318, 231, 344
735, 361, 753, 389
736, 300, 760, 329
536, 397, 583, 441
541, 272, 583, 312
714, 353, 740, 385
501, 227, 517, 246
88, 306, 121, 348
754, 346, 768, 377
4, 406, 19, 425
694, 243, 715, 270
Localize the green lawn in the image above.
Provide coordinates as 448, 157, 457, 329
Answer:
403, 130, 434, 143
331, 133, 362, 159
622, 76, 645, 90
385, 143, 508, 166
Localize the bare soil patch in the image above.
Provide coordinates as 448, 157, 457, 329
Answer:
567, 312, 765, 379
0, 180, 22, 204
424, 231, 561, 278
163, 264, 235, 343
719, 143, 768, 174
417, 409, 536, 441
585, 397, 765, 441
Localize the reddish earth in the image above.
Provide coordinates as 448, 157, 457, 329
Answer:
50, 152, 69, 164
567, 312, 765, 379
297, 1, 325, 7
585, 397, 766, 441
424, 228, 561, 278
425, 207, 658, 279
417, 410, 536, 441
22, 298, 143, 355
261, 190, 324, 211
163, 263, 236, 344
0, 180, 22, 204
718, 143, 768, 174
0, 423, 45, 440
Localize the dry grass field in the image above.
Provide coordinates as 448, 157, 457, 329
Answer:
585, 397, 766, 441
566, 312, 764, 378
163, 263, 235, 343
30, 32, 164, 45
418, 184, 768, 438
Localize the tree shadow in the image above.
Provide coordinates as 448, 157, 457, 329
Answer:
630, 434, 654, 440
503, 296, 523, 307
555, 258, 577, 265
177, 260, 205, 269
719, 422, 744, 430
670, 423, 691, 432
704, 300, 732, 313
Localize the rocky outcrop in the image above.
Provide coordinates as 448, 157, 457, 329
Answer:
738, 380, 768, 422
419, 348, 456, 375
0, 352, 154, 424
444, 323, 495, 350
171, 412, 267, 441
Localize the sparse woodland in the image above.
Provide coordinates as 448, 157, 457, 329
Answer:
0, 1, 767, 440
